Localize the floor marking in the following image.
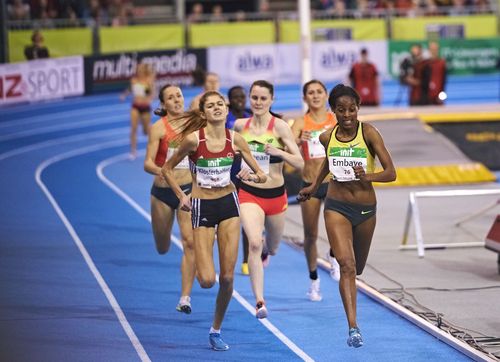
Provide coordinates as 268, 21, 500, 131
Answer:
97, 151, 315, 362
0, 104, 126, 130
36, 140, 151, 362
0, 114, 126, 142
0, 128, 129, 161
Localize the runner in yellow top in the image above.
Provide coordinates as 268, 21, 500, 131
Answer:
291, 80, 337, 302
298, 84, 396, 348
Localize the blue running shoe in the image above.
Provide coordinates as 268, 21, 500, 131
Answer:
209, 333, 229, 351
347, 327, 363, 348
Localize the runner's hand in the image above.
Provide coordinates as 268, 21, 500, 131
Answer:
300, 130, 312, 141
265, 144, 281, 157
353, 165, 366, 181
179, 194, 191, 212
236, 168, 252, 181
297, 185, 315, 202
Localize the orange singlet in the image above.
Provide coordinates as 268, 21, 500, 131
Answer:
301, 112, 336, 161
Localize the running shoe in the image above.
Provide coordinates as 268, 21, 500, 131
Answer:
307, 278, 322, 302
347, 327, 363, 348
327, 251, 340, 280
241, 262, 249, 275
209, 332, 229, 351
255, 301, 268, 319
176, 296, 192, 314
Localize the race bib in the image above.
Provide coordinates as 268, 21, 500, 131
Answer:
328, 146, 367, 182
167, 147, 189, 169
306, 130, 326, 159
241, 142, 270, 174
195, 157, 232, 188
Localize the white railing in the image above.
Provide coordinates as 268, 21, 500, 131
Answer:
400, 189, 500, 258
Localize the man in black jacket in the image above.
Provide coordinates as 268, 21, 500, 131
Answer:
24, 30, 49, 60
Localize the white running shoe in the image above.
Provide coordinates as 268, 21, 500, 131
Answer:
307, 278, 322, 302
176, 296, 192, 314
255, 301, 268, 319
327, 252, 340, 281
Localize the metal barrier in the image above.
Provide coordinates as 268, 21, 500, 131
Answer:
400, 189, 500, 258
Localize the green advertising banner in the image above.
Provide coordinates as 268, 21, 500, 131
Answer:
388, 38, 500, 77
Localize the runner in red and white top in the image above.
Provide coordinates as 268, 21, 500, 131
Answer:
161, 91, 267, 352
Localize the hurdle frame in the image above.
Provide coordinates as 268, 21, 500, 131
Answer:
400, 189, 500, 258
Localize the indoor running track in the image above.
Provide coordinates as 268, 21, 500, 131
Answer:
0, 94, 470, 361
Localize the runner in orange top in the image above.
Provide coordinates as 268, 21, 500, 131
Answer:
143, 84, 195, 314
291, 80, 338, 302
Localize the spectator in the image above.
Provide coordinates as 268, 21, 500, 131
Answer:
24, 30, 49, 60
234, 10, 246, 21
210, 4, 225, 22
8, 0, 30, 20
425, 41, 447, 105
187, 2, 203, 23
30, 0, 57, 20
87, 0, 109, 26
400, 43, 428, 105
349, 48, 380, 106
109, 0, 132, 26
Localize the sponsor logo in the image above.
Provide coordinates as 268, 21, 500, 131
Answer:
361, 210, 373, 215
238, 52, 273, 72
321, 49, 356, 69
92, 50, 199, 82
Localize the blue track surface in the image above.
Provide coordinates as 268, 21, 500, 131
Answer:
0, 83, 486, 361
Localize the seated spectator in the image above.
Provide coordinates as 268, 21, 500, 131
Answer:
30, 0, 57, 20
24, 30, 49, 60
210, 4, 225, 22
8, 0, 30, 20
187, 2, 203, 23
86, 0, 109, 26
234, 10, 246, 21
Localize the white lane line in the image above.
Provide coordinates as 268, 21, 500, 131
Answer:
0, 104, 127, 130
0, 114, 126, 142
35, 140, 151, 362
0, 94, 122, 119
0, 127, 129, 161
96, 152, 315, 362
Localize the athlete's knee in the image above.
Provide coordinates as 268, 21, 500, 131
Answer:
197, 272, 216, 288
248, 239, 263, 254
337, 258, 356, 277
218, 272, 234, 287
182, 236, 195, 254
155, 239, 171, 254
